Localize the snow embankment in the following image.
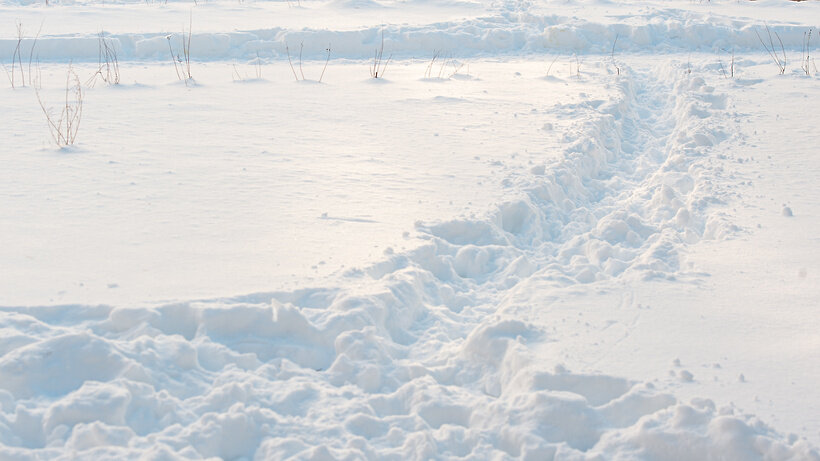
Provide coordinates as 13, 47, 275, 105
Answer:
1, 56, 816, 458
0, 0, 817, 62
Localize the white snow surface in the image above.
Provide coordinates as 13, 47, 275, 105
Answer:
1, 0, 819, 459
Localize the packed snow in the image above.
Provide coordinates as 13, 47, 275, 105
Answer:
0, 0, 819, 459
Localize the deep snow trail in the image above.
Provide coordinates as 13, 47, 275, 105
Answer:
0, 61, 815, 459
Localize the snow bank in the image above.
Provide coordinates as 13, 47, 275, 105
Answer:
0, 0, 817, 62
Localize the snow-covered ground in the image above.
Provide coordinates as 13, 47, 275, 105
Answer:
1, 0, 819, 459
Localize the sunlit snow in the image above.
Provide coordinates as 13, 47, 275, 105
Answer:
0, 0, 818, 459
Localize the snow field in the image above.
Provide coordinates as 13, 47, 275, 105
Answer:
3, 54, 819, 457
1, 59, 589, 305
1, 0, 820, 458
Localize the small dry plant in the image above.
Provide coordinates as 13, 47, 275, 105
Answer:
424, 50, 443, 78
36, 65, 83, 147
166, 12, 194, 85
87, 32, 120, 86
424, 50, 463, 79
2, 21, 42, 88
755, 24, 786, 75
801, 28, 813, 76
286, 42, 331, 82
233, 52, 266, 81
233, 53, 264, 81
370, 31, 391, 79
286, 42, 304, 81
718, 47, 734, 79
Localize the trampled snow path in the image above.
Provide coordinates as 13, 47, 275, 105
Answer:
1, 58, 816, 459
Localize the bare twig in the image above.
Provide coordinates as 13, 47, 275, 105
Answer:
298, 42, 305, 80
801, 28, 813, 76
319, 44, 331, 83
286, 42, 332, 82
234, 53, 263, 81
438, 53, 449, 78
425, 49, 441, 78
370, 31, 391, 78
423, 50, 460, 79
165, 13, 193, 84
611, 32, 620, 75
167, 35, 182, 80
182, 12, 193, 80
546, 54, 558, 77
87, 31, 120, 87
756, 24, 786, 74
719, 47, 734, 79
36, 64, 83, 147
27, 21, 43, 87
10, 21, 25, 88
286, 42, 299, 81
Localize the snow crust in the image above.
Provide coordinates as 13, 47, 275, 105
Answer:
1, 0, 819, 459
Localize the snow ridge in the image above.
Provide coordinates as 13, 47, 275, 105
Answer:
0, 2, 817, 62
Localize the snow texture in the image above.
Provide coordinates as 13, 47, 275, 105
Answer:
1, 0, 819, 459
